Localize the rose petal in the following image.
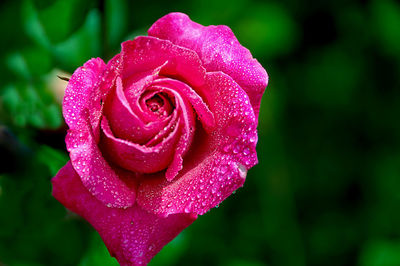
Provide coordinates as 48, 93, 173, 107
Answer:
66, 112, 136, 208
137, 71, 258, 216
100, 116, 181, 174
104, 77, 172, 144
122, 62, 171, 124
152, 78, 215, 133
92, 54, 123, 142
144, 105, 179, 147
52, 162, 196, 266
63, 58, 106, 131
121, 36, 206, 88
148, 12, 268, 118
63, 57, 135, 208
102, 81, 196, 180
138, 90, 174, 121
159, 87, 196, 181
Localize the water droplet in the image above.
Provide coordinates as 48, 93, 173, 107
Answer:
238, 164, 247, 179
184, 202, 192, 213
219, 165, 227, 174
223, 144, 231, 153
233, 145, 240, 154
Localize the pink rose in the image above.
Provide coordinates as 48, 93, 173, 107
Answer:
52, 12, 268, 265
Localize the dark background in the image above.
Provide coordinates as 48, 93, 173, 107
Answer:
1, 0, 400, 265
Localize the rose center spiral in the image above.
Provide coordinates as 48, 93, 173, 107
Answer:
140, 91, 174, 118
146, 94, 164, 113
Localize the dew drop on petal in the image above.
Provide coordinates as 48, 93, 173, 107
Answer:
238, 163, 247, 179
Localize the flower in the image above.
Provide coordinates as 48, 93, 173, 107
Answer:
52, 12, 268, 265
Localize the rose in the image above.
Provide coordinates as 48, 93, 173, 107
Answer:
52, 12, 268, 265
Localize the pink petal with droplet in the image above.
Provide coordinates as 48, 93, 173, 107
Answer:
149, 85, 196, 181
137, 90, 174, 122
63, 57, 135, 208
91, 54, 123, 142
52, 162, 196, 266
137, 71, 258, 216
120, 36, 206, 88
65, 112, 136, 208
104, 77, 172, 144
148, 12, 268, 118
152, 78, 215, 132
62, 58, 106, 131
100, 116, 181, 174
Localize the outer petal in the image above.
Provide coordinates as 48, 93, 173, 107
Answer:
63, 57, 135, 208
137, 72, 258, 216
148, 12, 268, 118
66, 113, 136, 208
120, 36, 206, 88
63, 58, 106, 131
52, 162, 196, 266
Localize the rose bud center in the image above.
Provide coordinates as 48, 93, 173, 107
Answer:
140, 91, 174, 119
146, 95, 163, 112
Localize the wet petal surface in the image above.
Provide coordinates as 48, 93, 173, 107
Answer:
121, 36, 206, 88
148, 12, 268, 118
137, 71, 258, 216
52, 162, 196, 266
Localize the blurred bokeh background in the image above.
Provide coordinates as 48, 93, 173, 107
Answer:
1, 0, 399, 265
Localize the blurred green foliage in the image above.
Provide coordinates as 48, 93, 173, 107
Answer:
1, 0, 400, 265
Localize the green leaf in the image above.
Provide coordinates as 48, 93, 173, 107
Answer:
0, 82, 62, 129
22, 0, 51, 48
6, 53, 31, 79
37, 0, 80, 43
150, 233, 188, 266
79, 232, 119, 266
22, 0, 94, 45
22, 0, 100, 70
6, 47, 53, 79
372, 0, 400, 58
106, 0, 128, 48
1, 84, 22, 118
359, 240, 400, 266
43, 103, 63, 129
234, 2, 298, 59
36, 145, 68, 176
53, 9, 101, 69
